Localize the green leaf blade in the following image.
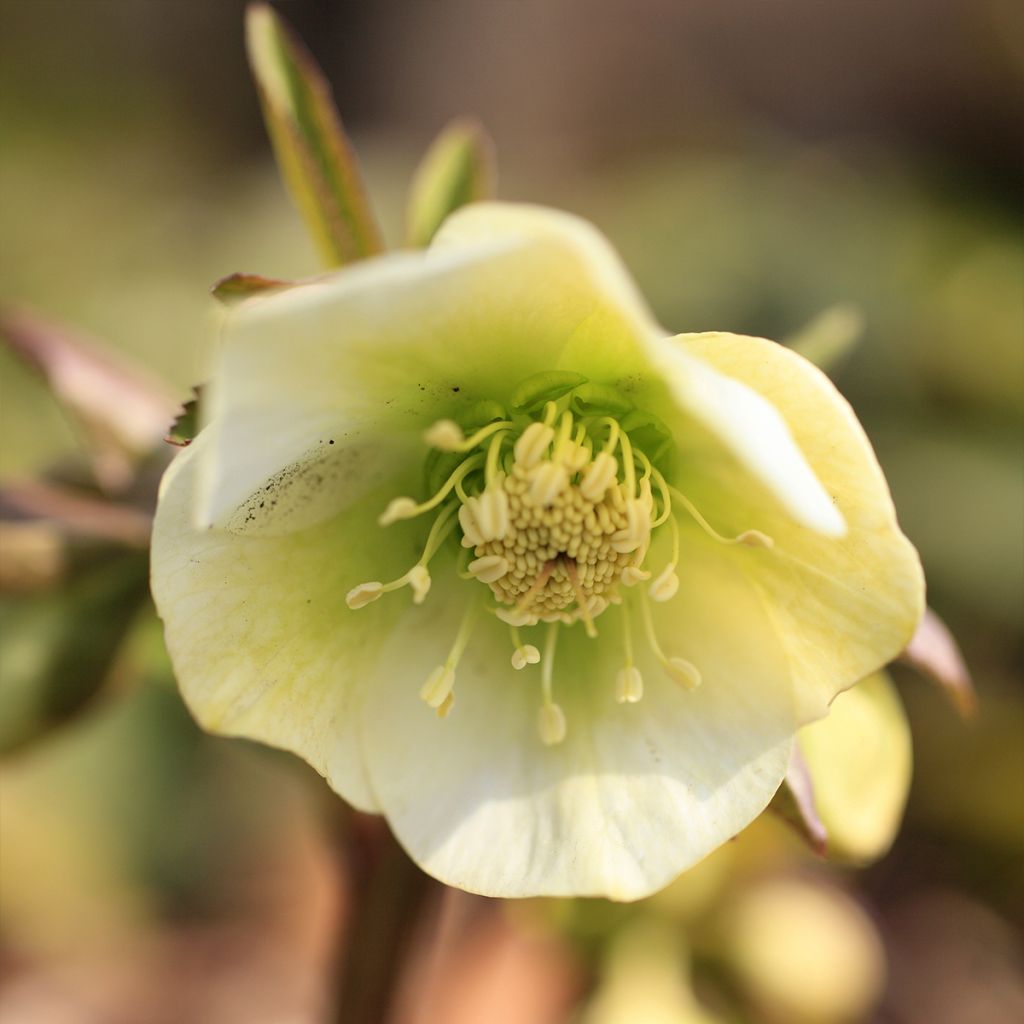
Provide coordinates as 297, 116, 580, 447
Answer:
406, 117, 497, 248
245, 2, 384, 266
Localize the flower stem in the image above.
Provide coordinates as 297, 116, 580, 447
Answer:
330, 810, 440, 1024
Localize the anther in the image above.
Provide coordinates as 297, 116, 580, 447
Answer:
422, 419, 464, 450
510, 626, 541, 671
538, 702, 567, 745
380, 454, 482, 526
580, 451, 618, 502
537, 622, 567, 745
620, 565, 651, 586
345, 581, 384, 609
527, 461, 568, 506
475, 486, 510, 540
424, 418, 513, 453
419, 603, 479, 717
615, 665, 644, 704
468, 555, 510, 583
514, 422, 555, 469
420, 665, 455, 709
649, 564, 679, 602
671, 487, 775, 550
666, 657, 702, 690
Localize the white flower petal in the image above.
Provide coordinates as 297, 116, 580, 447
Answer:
200, 204, 661, 530
643, 337, 846, 536
151, 432, 418, 812
677, 333, 924, 719
359, 548, 795, 900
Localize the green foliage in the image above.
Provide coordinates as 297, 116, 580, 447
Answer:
245, 2, 383, 266
406, 118, 497, 248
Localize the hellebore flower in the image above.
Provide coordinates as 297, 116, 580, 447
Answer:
151, 203, 924, 900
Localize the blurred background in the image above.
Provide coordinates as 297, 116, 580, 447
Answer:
1, 1, 1022, 1021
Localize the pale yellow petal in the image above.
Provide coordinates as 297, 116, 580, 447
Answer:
798, 671, 912, 861
359, 544, 796, 900
200, 204, 660, 529
151, 432, 418, 812
677, 332, 924, 719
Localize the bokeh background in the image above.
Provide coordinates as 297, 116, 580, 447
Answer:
1, 1, 1022, 1022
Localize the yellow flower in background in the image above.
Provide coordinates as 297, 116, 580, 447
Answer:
150, 202, 924, 899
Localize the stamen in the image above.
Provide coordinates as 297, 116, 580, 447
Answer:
638, 591, 702, 691
484, 429, 509, 485
380, 454, 483, 525
419, 603, 479, 717
468, 554, 510, 583
537, 622, 567, 745
615, 603, 644, 703
621, 564, 652, 586
649, 515, 680, 603
514, 421, 555, 469
599, 417, 621, 457
562, 557, 598, 638
616, 666, 644, 704
424, 417, 513, 453
528, 460, 568, 506
475, 486, 510, 540
670, 487, 775, 549
510, 627, 541, 670
580, 451, 618, 502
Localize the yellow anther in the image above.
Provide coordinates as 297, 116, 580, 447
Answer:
649, 564, 679, 602
621, 565, 651, 586
615, 665, 644, 704
407, 565, 431, 604
511, 644, 541, 670
666, 657, 702, 691
422, 419, 465, 450
458, 499, 484, 547
345, 581, 384, 609
537, 701, 567, 745
495, 605, 538, 627
580, 451, 618, 502
648, 515, 680, 602
514, 422, 555, 469
379, 496, 419, 526
468, 554, 510, 583
560, 439, 591, 473
475, 486, 510, 540
419, 665, 455, 709
527, 461, 568, 507
738, 529, 775, 549
380, 454, 482, 526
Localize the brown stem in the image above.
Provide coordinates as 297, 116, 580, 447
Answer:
329, 810, 439, 1024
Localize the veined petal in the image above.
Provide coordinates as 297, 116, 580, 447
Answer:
677, 333, 925, 720
151, 432, 416, 812
360, 547, 795, 901
200, 203, 660, 530
642, 338, 846, 536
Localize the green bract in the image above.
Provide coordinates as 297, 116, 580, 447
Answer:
150, 203, 924, 900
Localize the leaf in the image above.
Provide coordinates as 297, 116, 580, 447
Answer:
900, 606, 976, 718
797, 671, 912, 863
785, 303, 864, 373
0, 549, 150, 755
211, 272, 294, 305
165, 386, 203, 447
770, 745, 829, 856
0, 306, 175, 491
405, 117, 498, 247
245, 2, 384, 266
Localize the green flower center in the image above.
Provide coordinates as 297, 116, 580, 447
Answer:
346, 373, 773, 744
